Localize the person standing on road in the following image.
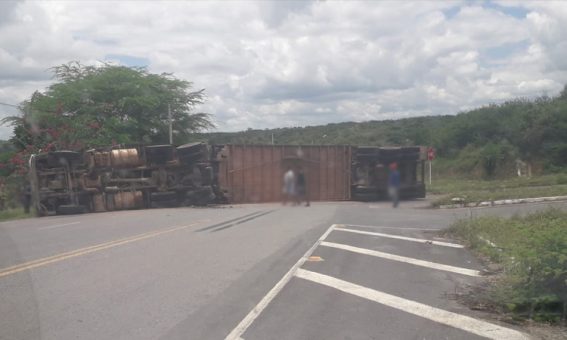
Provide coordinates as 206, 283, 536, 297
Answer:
21, 183, 31, 214
295, 167, 310, 207
282, 167, 295, 205
0, 181, 6, 211
388, 162, 400, 208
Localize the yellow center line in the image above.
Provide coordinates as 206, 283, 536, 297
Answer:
0, 220, 209, 279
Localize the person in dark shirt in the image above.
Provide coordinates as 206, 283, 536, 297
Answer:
295, 167, 310, 207
20, 183, 31, 214
388, 163, 400, 208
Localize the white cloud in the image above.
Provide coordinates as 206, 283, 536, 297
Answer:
0, 0, 566, 140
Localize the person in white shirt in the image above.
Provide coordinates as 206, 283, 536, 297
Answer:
282, 168, 295, 205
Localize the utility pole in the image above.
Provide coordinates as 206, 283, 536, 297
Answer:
168, 104, 173, 145
429, 160, 432, 186
271, 133, 274, 145
427, 147, 435, 186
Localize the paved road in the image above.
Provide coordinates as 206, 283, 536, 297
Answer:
1, 200, 564, 340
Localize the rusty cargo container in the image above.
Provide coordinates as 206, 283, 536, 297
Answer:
217, 145, 352, 203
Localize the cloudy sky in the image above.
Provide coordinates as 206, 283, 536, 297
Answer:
1, 1, 566, 139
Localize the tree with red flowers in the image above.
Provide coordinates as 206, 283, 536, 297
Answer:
2, 61, 214, 164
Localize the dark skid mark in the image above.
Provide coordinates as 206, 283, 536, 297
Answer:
211, 210, 275, 233
194, 211, 267, 232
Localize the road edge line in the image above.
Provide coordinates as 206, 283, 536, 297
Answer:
346, 224, 442, 231
334, 227, 464, 248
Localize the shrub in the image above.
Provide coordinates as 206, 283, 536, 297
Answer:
447, 209, 567, 323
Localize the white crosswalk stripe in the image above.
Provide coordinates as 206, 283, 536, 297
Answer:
320, 241, 481, 277
335, 227, 464, 248
224, 224, 523, 340
295, 269, 529, 340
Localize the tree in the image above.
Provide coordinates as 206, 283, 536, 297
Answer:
560, 84, 567, 100
3, 61, 214, 153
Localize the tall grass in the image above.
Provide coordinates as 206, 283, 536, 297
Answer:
429, 174, 567, 207
447, 209, 567, 323
0, 208, 31, 222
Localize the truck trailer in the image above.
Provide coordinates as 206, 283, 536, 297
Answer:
28, 144, 426, 215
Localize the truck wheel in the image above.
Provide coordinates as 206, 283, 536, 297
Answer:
57, 205, 87, 215
150, 191, 178, 202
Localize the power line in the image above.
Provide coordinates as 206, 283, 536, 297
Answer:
0, 102, 20, 108
0, 101, 63, 115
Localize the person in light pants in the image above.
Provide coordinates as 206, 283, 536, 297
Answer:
388, 162, 400, 208
282, 167, 295, 205
295, 167, 310, 207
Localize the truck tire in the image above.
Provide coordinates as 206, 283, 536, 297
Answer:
150, 191, 178, 202
57, 205, 87, 215
150, 191, 180, 208
185, 187, 214, 206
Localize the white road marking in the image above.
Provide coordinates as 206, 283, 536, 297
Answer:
346, 223, 442, 231
38, 221, 81, 230
335, 227, 464, 248
320, 241, 481, 277
224, 224, 338, 340
0, 221, 207, 279
295, 269, 529, 340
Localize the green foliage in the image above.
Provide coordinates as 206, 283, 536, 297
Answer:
193, 88, 567, 178
0, 173, 26, 211
0, 207, 31, 222
430, 174, 567, 194
0, 141, 16, 177
431, 184, 567, 207
189, 116, 451, 147
479, 141, 517, 178
3, 61, 214, 153
429, 174, 567, 207
447, 209, 567, 322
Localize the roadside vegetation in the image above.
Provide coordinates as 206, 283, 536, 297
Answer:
0, 208, 31, 222
446, 209, 567, 325
429, 174, 567, 207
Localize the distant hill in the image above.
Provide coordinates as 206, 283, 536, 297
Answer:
191, 86, 567, 178
190, 115, 452, 147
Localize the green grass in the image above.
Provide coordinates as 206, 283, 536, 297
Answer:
429, 174, 567, 207
445, 209, 567, 323
0, 208, 32, 222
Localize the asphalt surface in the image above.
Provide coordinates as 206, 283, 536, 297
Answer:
0, 200, 564, 340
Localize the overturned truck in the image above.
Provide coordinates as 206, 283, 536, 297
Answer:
29, 144, 426, 215
29, 143, 221, 216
